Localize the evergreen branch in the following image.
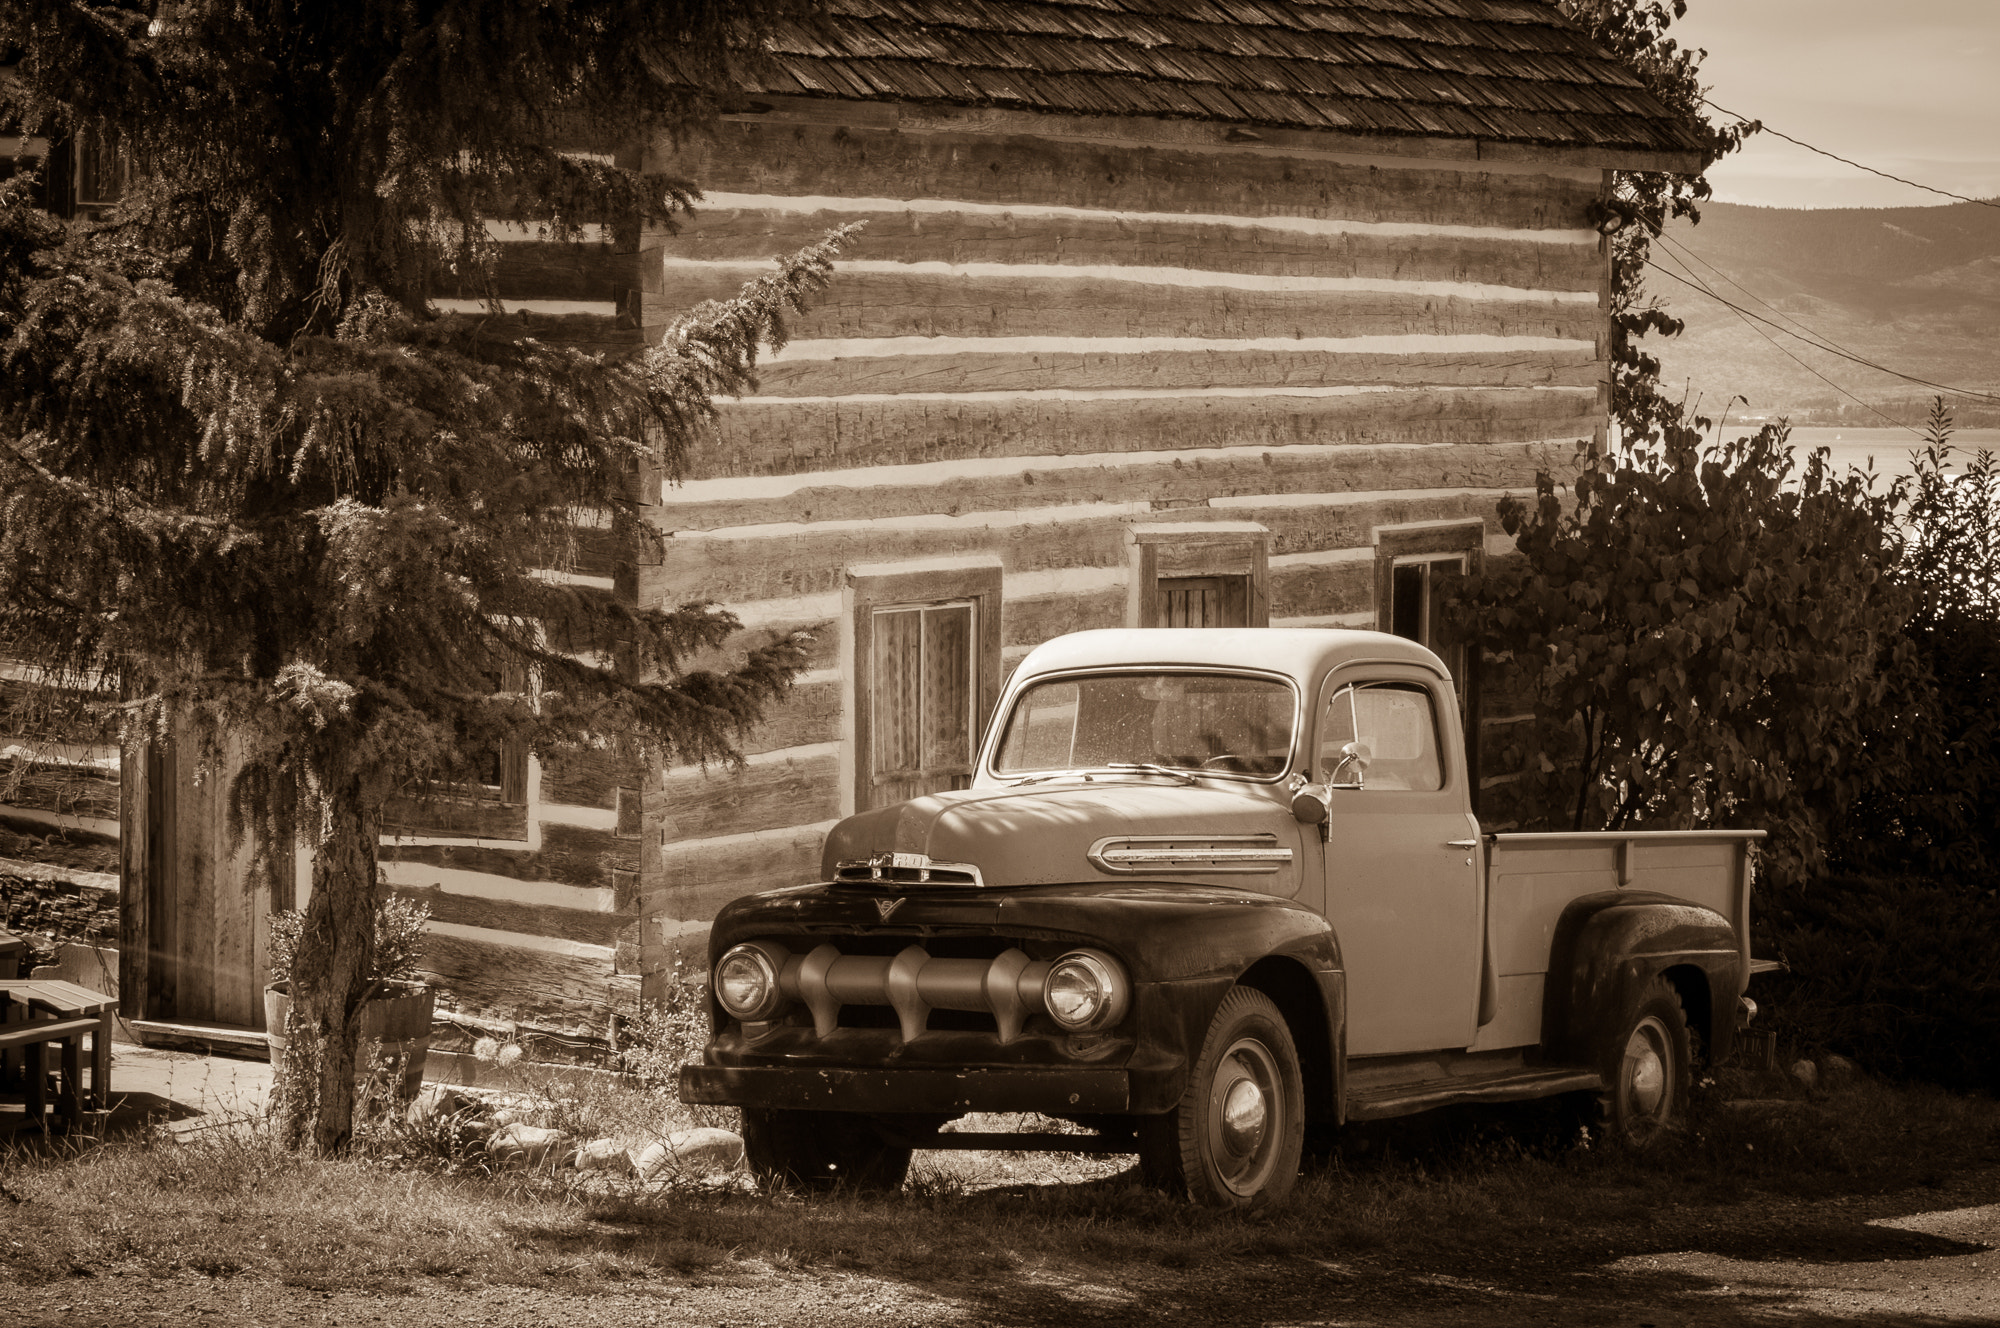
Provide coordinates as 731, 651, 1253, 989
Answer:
639, 226, 860, 480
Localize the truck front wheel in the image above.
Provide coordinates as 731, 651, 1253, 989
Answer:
740, 1108, 912, 1192
1139, 987, 1304, 1207
1599, 976, 1691, 1147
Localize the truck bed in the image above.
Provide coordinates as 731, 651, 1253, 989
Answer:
1471, 829, 1763, 1052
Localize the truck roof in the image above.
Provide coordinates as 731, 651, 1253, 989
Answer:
1011, 629, 1450, 686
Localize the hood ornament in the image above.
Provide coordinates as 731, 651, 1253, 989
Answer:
874, 897, 906, 921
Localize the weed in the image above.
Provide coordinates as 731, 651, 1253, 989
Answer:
0, 1066, 1991, 1298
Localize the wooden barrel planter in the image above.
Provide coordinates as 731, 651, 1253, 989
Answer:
265, 981, 435, 1106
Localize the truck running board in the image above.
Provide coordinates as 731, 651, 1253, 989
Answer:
1346, 1067, 1605, 1121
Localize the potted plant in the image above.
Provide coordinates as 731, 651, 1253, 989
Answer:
265, 895, 436, 1105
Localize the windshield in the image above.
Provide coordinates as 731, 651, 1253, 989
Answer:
992, 671, 1297, 779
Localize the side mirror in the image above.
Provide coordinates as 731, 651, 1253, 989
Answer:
1327, 741, 1371, 789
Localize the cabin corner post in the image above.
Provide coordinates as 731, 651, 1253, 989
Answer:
116, 729, 155, 1023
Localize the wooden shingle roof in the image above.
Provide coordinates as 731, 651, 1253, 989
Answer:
745, 0, 1709, 159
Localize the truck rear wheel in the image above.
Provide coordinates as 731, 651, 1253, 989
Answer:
740, 1108, 912, 1192
1139, 987, 1304, 1207
1599, 976, 1691, 1147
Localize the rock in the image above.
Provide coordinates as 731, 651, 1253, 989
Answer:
405, 1084, 479, 1125
574, 1137, 634, 1174
1788, 1058, 1819, 1091
487, 1123, 569, 1168
1819, 1053, 1860, 1088
633, 1127, 745, 1180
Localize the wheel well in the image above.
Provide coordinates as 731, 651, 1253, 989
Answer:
1661, 963, 1714, 1065
1238, 956, 1336, 1123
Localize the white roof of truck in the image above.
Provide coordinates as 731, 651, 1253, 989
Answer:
1011, 629, 1449, 688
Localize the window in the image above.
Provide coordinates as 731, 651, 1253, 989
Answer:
1159, 575, 1248, 628
382, 660, 530, 840
844, 559, 1002, 814
870, 600, 976, 805
1388, 555, 1468, 686
1320, 682, 1443, 792
74, 127, 125, 208
993, 671, 1295, 778
1127, 523, 1269, 628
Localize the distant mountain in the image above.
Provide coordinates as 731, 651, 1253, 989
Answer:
1644, 200, 2000, 429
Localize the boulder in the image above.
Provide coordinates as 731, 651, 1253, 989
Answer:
633, 1127, 745, 1180
1788, 1058, 1819, 1091
488, 1122, 569, 1168
406, 1084, 480, 1125
574, 1137, 635, 1174
1819, 1053, 1860, 1089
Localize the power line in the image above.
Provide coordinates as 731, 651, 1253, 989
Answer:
1641, 259, 2000, 408
1652, 229, 1866, 364
1701, 98, 2000, 211
1650, 229, 1926, 432
1650, 244, 1923, 436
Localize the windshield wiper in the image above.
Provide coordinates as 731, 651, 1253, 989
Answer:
1106, 762, 1198, 785
1007, 770, 1098, 787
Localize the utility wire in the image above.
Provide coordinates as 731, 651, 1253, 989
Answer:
1652, 241, 1921, 436
1701, 98, 2000, 211
1653, 229, 1869, 364
1641, 259, 2000, 407
1649, 230, 1925, 435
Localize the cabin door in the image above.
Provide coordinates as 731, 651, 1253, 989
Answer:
1315, 674, 1482, 1055
120, 725, 289, 1029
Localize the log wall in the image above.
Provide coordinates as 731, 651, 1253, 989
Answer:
632, 108, 1610, 992
1, 104, 1614, 1032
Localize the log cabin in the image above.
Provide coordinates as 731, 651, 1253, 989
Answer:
6, 1, 1709, 1052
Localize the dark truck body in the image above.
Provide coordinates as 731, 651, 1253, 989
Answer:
684, 629, 1767, 1203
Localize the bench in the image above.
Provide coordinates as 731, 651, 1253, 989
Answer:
0, 1015, 104, 1129
0, 979, 117, 1131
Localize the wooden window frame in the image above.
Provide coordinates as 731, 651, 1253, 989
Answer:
1374, 519, 1485, 808
1126, 522, 1270, 629
842, 559, 1003, 816
73, 125, 127, 212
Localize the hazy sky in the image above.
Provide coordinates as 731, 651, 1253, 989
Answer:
1671, 0, 1999, 210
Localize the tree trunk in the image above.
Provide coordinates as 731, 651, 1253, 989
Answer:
272, 763, 379, 1153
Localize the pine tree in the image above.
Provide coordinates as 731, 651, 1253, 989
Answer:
0, 0, 835, 1152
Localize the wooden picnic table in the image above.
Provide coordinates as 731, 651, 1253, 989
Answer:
0, 931, 23, 980
0, 978, 117, 1130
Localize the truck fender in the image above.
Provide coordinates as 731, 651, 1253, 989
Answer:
1127, 929, 1345, 1125
1542, 892, 1743, 1071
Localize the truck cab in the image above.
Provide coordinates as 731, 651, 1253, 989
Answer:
684, 629, 1766, 1205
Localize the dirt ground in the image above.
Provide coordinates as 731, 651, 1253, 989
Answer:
2, 1160, 1994, 1328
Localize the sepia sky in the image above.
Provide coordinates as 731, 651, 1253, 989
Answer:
1670, 0, 2000, 210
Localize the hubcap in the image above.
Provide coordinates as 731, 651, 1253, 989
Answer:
1623, 1017, 1672, 1121
1207, 1038, 1284, 1197
1221, 1076, 1267, 1155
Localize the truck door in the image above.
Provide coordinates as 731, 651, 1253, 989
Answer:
1317, 672, 1483, 1055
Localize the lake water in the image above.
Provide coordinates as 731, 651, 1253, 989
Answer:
1773, 426, 2000, 483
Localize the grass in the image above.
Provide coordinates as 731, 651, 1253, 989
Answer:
0, 1060, 1995, 1299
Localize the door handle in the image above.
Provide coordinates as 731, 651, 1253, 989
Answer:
1445, 839, 1477, 849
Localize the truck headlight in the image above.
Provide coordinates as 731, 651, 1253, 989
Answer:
1042, 949, 1130, 1032
715, 941, 790, 1022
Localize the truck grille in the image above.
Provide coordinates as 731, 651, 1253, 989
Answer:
739, 938, 1047, 1043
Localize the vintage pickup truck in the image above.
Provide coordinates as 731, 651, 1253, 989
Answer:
683, 629, 1769, 1205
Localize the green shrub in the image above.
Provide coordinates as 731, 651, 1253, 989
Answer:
1760, 871, 2000, 1095
268, 892, 432, 987
618, 961, 728, 1127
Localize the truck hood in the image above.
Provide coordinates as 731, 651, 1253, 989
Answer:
820, 779, 1304, 897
